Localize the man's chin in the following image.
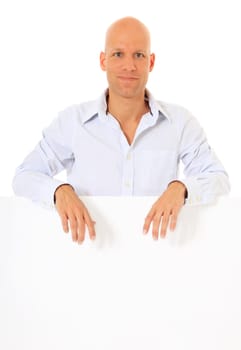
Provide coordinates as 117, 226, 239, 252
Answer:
115, 88, 141, 99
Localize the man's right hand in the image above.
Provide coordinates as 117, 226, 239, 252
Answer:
54, 185, 96, 244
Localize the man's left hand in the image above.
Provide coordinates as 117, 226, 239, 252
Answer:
143, 181, 187, 240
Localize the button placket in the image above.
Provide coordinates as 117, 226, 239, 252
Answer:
122, 150, 134, 194
119, 133, 134, 195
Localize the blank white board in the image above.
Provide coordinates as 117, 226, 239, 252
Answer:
0, 196, 240, 349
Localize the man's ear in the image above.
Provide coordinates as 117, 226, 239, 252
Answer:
100, 52, 106, 71
149, 53, 155, 72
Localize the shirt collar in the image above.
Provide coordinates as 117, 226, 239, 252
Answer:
145, 89, 171, 122
80, 90, 108, 124
81, 89, 171, 124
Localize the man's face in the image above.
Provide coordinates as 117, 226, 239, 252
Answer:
100, 22, 155, 99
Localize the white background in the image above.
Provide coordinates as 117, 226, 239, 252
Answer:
0, 0, 240, 196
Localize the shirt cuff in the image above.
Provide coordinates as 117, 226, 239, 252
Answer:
180, 177, 204, 206
39, 179, 69, 208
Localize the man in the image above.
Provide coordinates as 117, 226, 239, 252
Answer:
12, 16, 230, 244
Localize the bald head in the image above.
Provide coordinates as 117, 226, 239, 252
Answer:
100, 16, 155, 101
104, 17, 151, 53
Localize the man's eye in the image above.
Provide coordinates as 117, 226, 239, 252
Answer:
135, 52, 145, 58
113, 52, 122, 57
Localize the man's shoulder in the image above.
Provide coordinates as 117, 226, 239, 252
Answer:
57, 98, 100, 124
156, 99, 195, 123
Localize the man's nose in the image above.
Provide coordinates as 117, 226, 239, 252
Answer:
122, 56, 136, 71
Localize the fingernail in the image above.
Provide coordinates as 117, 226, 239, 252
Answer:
143, 229, 148, 235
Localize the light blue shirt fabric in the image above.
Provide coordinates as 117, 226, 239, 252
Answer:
12, 90, 230, 207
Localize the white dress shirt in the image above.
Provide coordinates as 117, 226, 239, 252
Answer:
12, 90, 230, 207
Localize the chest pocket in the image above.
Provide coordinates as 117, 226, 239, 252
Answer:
134, 149, 178, 194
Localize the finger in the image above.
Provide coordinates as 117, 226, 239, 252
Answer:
170, 213, 177, 231
160, 212, 171, 238
169, 207, 180, 231
84, 213, 96, 240
60, 213, 69, 233
152, 214, 162, 240
69, 215, 78, 242
143, 210, 155, 235
77, 216, 86, 244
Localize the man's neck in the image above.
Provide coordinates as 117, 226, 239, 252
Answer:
106, 92, 150, 125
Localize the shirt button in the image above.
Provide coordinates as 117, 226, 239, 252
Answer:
126, 153, 131, 160
125, 181, 131, 187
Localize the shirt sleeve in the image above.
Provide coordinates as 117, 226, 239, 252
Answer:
177, 109, 230, 205
12, 110, 75, 207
